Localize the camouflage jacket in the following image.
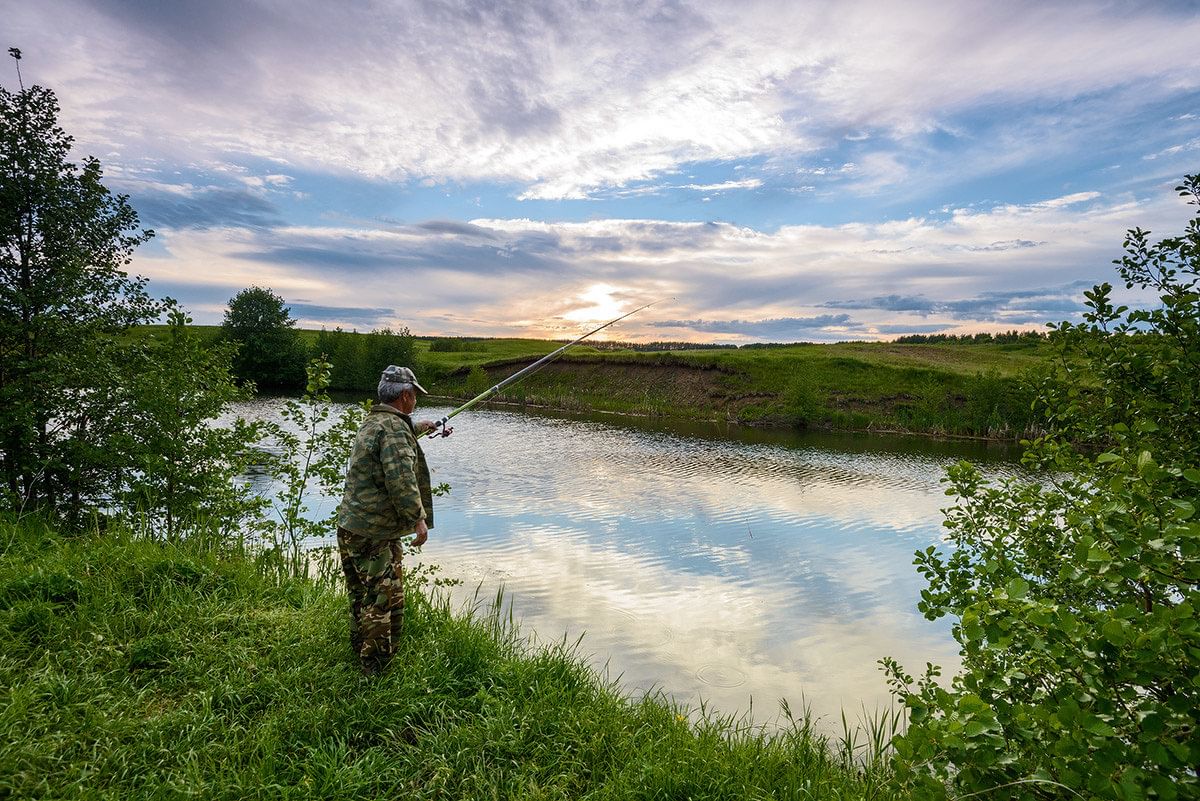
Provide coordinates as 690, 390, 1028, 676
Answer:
336, 404, 433, 540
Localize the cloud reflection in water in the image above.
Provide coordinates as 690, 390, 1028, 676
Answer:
397, 404, 1019, 730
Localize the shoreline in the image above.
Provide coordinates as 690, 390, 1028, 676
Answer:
425, 393, 1030, 445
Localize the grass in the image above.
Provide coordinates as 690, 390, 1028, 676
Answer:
0, 517, 901, 800
422, 339, 1049, 439
137, 324, 1049, 438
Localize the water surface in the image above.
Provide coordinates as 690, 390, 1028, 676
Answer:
243, 399, 1022, 730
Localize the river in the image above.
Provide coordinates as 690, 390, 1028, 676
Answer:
237, 397, 1023, 732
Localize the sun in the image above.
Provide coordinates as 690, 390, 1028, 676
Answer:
562, 284, 628, 324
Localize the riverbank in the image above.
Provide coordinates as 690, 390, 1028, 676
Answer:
419, 339, 1047, 440
145, 326, 1048, 440
0, 518, 898, 800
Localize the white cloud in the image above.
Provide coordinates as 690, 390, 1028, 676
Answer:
680, 178, 763, 192
133, 187, 1190, 340
1143, 137, 1200, 160
1028, 191, 1102, 209
10, 0, 1200, 199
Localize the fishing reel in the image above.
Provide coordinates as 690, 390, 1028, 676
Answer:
424, 417, 454, 439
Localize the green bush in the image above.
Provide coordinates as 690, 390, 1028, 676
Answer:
783, 372, 823, 427
314, 327, 416, 391
220, 286, 307, 388
884, 176, 1200, 799
428, 338, 486, 353
464, 365, 491, 397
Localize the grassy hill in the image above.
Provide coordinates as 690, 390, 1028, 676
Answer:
416, 337, 1048, 439
142, 325, 1049, 439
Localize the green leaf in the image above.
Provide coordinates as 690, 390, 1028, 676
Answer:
963, 720, 989, 737
1170, 500, 1195, 520
1183, 468, 1200, 483
1006, 577, 1029, 600
1096, 452, 1121, 464
1102, 619, 1128, 646
1085, 718, 1116, 737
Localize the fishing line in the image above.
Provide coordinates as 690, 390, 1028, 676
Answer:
420, 298, 666, 439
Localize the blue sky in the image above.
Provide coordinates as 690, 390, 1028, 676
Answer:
9, 0, 1200, 342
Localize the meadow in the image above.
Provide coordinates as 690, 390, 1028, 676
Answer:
154, 325, 1047, 438
415, 336, 1049, 439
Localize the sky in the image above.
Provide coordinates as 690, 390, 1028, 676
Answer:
7, 0, 1200, 343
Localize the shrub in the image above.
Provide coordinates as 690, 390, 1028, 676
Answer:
883, 176, 1200, 799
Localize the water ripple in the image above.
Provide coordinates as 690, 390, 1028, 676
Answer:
235, 398, 1020, 730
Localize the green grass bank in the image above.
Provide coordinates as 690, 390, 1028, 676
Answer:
417, 338, 1048, 440
143, 325, 1047, 439
0, 518, 897, 800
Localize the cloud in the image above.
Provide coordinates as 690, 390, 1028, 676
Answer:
416, 220, 500, 240
127, 184, 1187, 340
1143, 137, 1200, 160
1032, 191, 1101, 209
128, 186, 283, 230
824, 281, 1094, 322
680, 179, 764, 192
871, 323, 955, 335
650, 314, 856, 339
230, 223, 571, 276
12, 0, 1200, 199
287, 302, 394, 326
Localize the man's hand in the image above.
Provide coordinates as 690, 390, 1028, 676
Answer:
418, 420, 452, 437
412, 518, 428, 547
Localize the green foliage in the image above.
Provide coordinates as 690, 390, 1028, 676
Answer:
885, 176, 1200, 799
464, 364, 491, 397
427, 337, 487, 353
893, 330, 1048, 346
784, 371, 823, 427
896, 370, 1038, 439
960, 369, 1037, 438
313, 326, 416, 391
220, 285, 307, 388
0, 81, 160, 520
257, 358, 365, 580
116, 307, 263, 540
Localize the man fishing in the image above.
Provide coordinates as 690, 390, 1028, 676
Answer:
335, 365, 448, 676
334, 300, 658, 675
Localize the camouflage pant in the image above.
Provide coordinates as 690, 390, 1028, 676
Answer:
337, 528, 404, 674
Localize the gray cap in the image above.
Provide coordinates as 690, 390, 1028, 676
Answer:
380, 365, 428, 394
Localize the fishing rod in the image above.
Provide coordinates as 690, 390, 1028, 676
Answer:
419, 299, 664, 439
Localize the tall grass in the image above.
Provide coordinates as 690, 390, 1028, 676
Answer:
0, 517, 902, 799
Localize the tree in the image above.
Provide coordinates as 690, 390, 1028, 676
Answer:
313, 326, 416, 391
220, 286, 306, 388
0, 74, 161, 518
257, 357, 365, 580
884, 177, 1200, 798
117, 307, 263, 540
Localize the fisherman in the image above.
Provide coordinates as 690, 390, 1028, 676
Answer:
335, 365, 446, 675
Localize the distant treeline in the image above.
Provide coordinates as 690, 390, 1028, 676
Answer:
892, 330, 1048, 345
577, 339, 738, 352
425, 336, 739, 352
425, 337, 489, 353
